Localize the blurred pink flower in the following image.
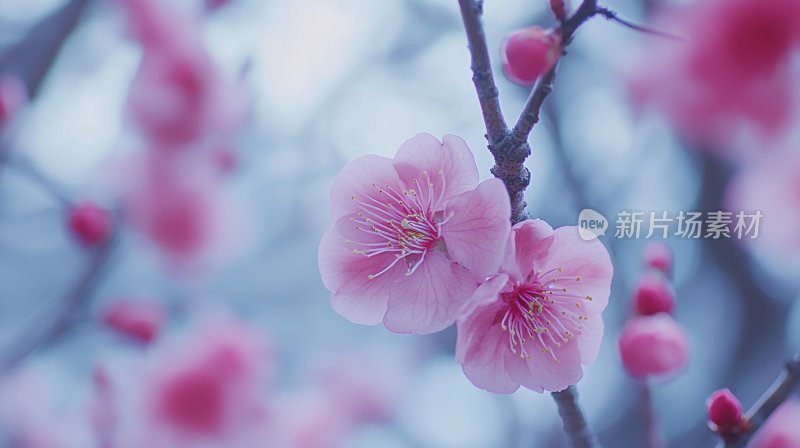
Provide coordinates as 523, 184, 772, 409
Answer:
706, 388, 746, 440
749, 400, 800, 448
0, 365, 94, 448
633, 271, 675, 317
121, 0, 246, 150
456, 219, 613, 393
630, 0, 800, 146
318, 133, 511, 334
307, 349, 408, 424
0, 75, 26, 128
119, 151, 244, 269
618, 313, 689, 380
133, 316, 272, 446
271, 391, 351, 448
726, 149, 800, 272
100, 298, 166, 343
67, 202, 112, 247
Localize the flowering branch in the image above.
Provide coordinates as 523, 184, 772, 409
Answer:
719, 350, 800, 448
553, 386, 602, 448
457, 1, 608, 447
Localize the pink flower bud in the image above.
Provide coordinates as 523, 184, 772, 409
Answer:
0, 76, 26, 127
549, 0, 568, 21
67, 202, 112, 246
707, 388, 746, 439
500, 27, 561, 86
101, 299, 166, 343
619, 314, 689, 380
643, 243, 673, 277
634, 272, 675, 316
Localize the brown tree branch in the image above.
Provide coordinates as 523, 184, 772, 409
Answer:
553, 385, 602, 448
719, 351, 800, 448
456, 0, 508, 145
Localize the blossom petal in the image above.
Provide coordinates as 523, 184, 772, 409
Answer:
328, 154, 404, 221
441, 178, 511, 279
456, 302, 520, 394
577, 316, 604, 365
457, 274, 509, 321
392, 133, 479, 202
504, 219, 555, 280
383, 251, 478, 335
536, 226, 613, 316
318, 226, 401, 325
511, 338, 583, 393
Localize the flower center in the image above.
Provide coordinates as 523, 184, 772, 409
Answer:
499, 267, 593, 361
348, 170, 451, 279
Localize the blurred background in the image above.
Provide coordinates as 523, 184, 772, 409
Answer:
0, 0, 797, 447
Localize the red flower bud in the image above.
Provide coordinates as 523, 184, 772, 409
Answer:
549, 0, 568, 21
101, 299, 166, 343
67, 202, 112, 247
500, 27, 561, 86
643, 243, 673, 277
707, 388, 746, 439
619, 314, 689, 380
634, 271, 676, 316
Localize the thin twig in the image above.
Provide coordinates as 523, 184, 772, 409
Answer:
0, 228, 118, 373
596, 7, 684, 41
719, 351, 800, 448
640, 382, 665, 448
553, 386, 602, 448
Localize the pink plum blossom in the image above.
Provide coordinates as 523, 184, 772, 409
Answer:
121, 0, 246, 150
748, 400, 800, 448
119, 151, 244, 269
725, 148, 800, 277
115, 316, 272, 447
456, 219, 613, 393
618, 313, 689, 380
318, 133, 511, 334
630, 0, 800, 147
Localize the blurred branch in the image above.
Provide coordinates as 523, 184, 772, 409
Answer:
595, 7, 684, 41
640, 382, 665, 448
553, 386, 602, 448
0, 225, 118, 374
0, 0, 91, 97
0, 0, 92, 169
719, 351, 800, 448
